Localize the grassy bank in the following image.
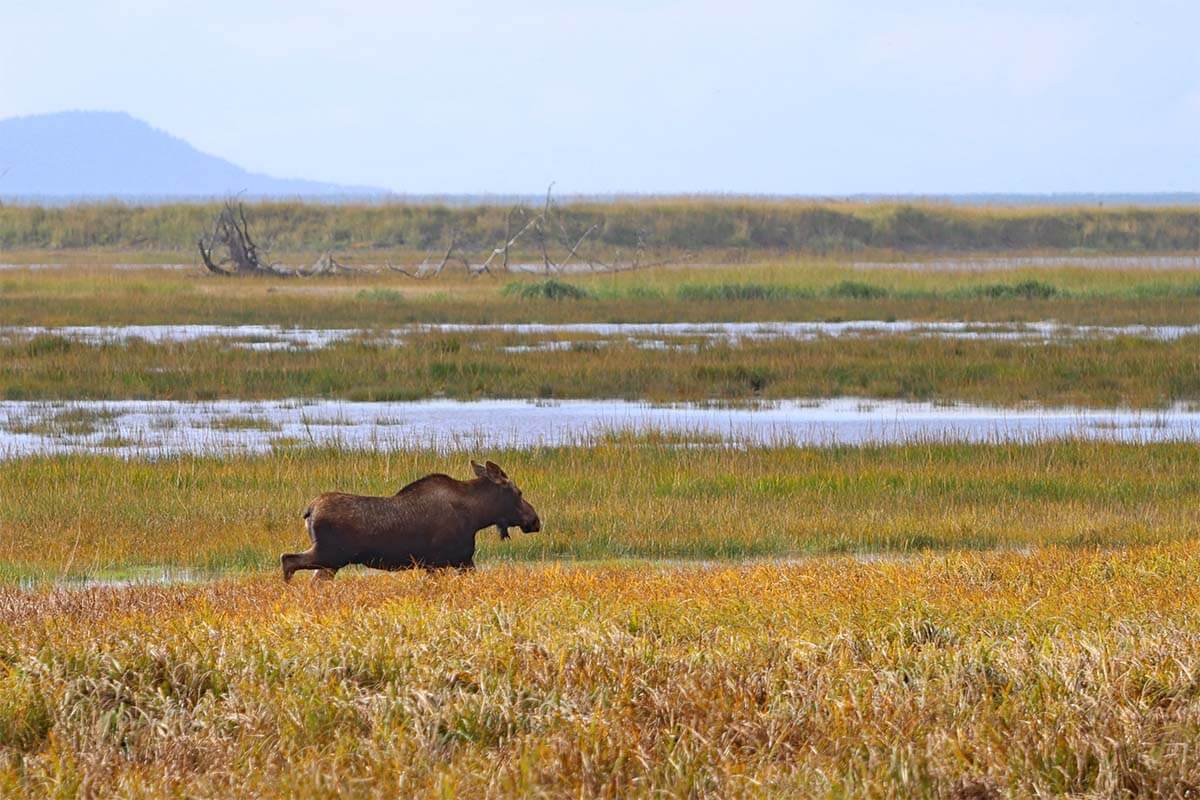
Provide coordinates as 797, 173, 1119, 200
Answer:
2, 260, 1199, 326
1, 440, 1197, 582
2, 332, 1196, 406
4, 546, 1200, 796
2, 199, 1199, 252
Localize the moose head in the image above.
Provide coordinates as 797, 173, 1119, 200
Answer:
471, 460, 541, 539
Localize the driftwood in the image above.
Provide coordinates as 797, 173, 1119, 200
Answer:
201, 188, 679, 279
537, 183, 556, 272
386, 228, 473, 278
198, 200, 358, 277
384, 185, 679, 278
476, 209, 541, 275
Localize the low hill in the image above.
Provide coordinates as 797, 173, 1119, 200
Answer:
0, 110, 386, 199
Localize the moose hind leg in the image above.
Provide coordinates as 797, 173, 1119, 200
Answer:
281, 549, 322, 582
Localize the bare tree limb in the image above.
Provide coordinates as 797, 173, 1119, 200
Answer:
385, 261, 421, 277
391, 229, 470, 278
386, 244, 444, 278
477, 210, 541, 275
558, 223, 600, 270
537, 183, 558, 273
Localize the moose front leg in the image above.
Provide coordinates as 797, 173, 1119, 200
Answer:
496, 524, 510, 541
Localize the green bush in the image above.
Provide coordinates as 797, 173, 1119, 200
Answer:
356, 288, 405, 303
676, 283, 814, 301
503, 279, 593, 300
976, 280, 1061, 300
826, 280, 889, 299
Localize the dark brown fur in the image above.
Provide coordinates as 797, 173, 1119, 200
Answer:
281, 460, 540, 581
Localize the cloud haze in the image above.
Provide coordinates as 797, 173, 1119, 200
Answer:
1, 0, 1196, 193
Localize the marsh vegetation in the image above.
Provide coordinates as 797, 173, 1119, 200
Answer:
2, 198, 1199, 253
2, 331, 1196, 407
2, 258, 1199, 327
0, 233, 1198, 796
1, 439, 1196, 583
5, 547, 1200, 797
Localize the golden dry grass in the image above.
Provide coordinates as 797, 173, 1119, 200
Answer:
3, 546, 1200, 797
2, 235, 1197, 796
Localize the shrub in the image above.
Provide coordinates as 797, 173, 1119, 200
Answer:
356, 289, 405, 303
23, 336, 74, 357
676, 283, 814, 301
826, 281, 889, 299
976, 280, 1061, 300
503, 280, 593, 300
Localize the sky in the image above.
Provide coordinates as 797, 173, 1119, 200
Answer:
1, 0, 1197, 194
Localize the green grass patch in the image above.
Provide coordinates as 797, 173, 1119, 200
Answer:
502, 279, 593, 300
2, 260, 1199, 327
3, 407, 118, 437
208, 415, 283, 432
972, 279, 1062, 299
355, 288, 406, 303
826, 280, 890, 299
0, 333, 1194, 407
676, 282, 814, 301
1, 440, 1197, 579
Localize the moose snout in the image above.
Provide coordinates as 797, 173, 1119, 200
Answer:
517, 500, 541, 533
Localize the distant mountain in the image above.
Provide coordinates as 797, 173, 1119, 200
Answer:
0, 110, 387, 199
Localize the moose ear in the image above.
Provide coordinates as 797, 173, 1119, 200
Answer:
485, 460, 508, 479
471, 460, 489, 478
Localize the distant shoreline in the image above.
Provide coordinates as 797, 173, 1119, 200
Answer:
2, 199, 1197, 253
3, 192, 1200, 208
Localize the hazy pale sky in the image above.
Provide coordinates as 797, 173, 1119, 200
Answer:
2, 1, 1197, 194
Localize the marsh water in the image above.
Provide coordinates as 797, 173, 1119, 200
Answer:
5, 320, 1199, 351
2, 398, 1197, 457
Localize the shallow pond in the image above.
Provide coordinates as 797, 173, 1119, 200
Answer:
4, 320, 1198, 351
1, 398, 1197, 457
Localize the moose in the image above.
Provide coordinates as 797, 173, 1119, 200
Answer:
281, 460, 540, 581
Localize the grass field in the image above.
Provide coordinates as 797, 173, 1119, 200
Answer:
2, 258, 1199, 326
2, 198, 1199, 252
3, 331, 1198, 406
1, 439, 1196, 583
4, 546, 1200, 797
2, 258, 1197, 407
2, 240, 1199, 796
